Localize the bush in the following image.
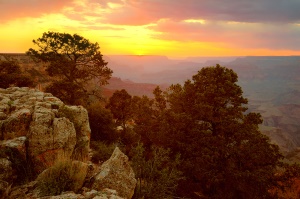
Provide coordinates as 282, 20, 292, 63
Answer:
36, 157, 88, 197
90, 141, 117, 164
130, 143, 183, 199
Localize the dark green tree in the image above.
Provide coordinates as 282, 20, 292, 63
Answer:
130, 87, 169, 147
0, 61, 35, 88
87, 102, 117, 143
27, 31, 112, 105
153, 86, 167, 112
130, 95, 157, 146
106, 89, 132, 131
153, 64, 284, 198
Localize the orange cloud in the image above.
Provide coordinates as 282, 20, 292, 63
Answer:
0, 0, 74, 23
1, 0, 300, 57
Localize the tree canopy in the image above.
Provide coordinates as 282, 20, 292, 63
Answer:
97, 64, 300, 198
106, 89, 132, 131
155, 65, 284, 198
27, 31, 112, 105
118, 64, 288, 198
87, 102, 117, 143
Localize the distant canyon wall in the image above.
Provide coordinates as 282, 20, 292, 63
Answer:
2, 53, 300, 156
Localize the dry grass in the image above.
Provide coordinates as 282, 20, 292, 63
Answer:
35, 155, 88, 197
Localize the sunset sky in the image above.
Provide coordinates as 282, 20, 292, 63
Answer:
1, 0, 300, 58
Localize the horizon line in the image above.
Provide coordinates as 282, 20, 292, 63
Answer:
1, 52, 300, 59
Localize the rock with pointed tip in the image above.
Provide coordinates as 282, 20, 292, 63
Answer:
91, 147, 136, 199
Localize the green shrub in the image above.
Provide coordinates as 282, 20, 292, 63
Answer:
90, 141, 117, 163
130, 143, 183, 199
36, 157, 87, 197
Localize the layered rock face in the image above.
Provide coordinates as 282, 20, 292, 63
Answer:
0, 87, 90, 172
0, 87, 90, 196
0, 87, 136, 199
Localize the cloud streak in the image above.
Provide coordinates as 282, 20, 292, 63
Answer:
0, 0, 75, 22
102, 0, 300, 25
150, 19, 300, 50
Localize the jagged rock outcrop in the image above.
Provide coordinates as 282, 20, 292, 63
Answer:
0, 87, 90, 179
91, 147, 137, 199
57, 105, 91, 161
0, 87, 136, 199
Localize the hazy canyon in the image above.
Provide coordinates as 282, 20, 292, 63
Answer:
1, 53, 300, 160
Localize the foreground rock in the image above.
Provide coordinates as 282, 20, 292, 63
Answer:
0, 87, 136, 199
9, 182, 125, 199
91, 147, 137, 199
7, 148, 135, 199
0, 157, 14, 197
0, 87, 90, 195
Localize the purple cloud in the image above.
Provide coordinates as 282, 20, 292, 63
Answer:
103, 0, 300, 25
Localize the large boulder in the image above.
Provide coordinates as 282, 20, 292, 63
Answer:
91, 147, 136, 199
57, 105, 91, 161
0, 87, 137, 199
0, 87, 90, 173
28, 113, 77, 172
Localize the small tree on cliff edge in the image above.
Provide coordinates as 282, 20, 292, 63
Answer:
27, 31, 113, 105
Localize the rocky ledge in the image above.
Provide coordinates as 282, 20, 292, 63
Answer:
0, 87, 136, 199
